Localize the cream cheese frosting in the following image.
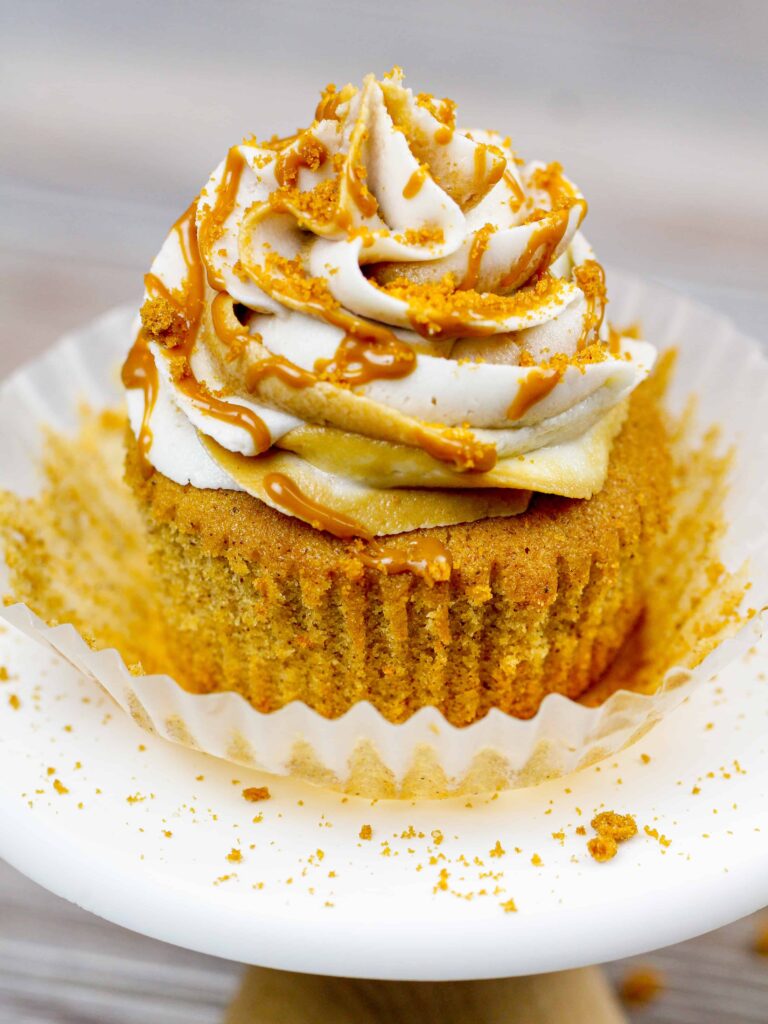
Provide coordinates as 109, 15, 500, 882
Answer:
123, 68, 655, 538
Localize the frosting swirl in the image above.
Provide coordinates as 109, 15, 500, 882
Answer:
124, 69, 655, 538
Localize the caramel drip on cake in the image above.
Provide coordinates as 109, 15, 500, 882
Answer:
345, 161, 378, 218
122, 203, 272, 467
574, 260, 607, 350
198, 147, 246, 290
315, 332, 416, 385
246, 357, 316, 390
434, 124, 454, 144
359, 536, 452, 585
498, 210, 570, 292
503, 170, 525, 213
507, 367, 564, 420
211, 292, 316, 388
402, 165, 428, 199
471, 145, 504, 198
274, 133, 328, 188
459, 223, 496, 290
263, 471, 452, 581
121, 342, 158, 476
263, 472, 367, 539
414, 425, 496, 472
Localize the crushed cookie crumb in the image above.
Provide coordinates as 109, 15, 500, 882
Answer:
227, 848, 243, 863
489, 840, 506, 858
53, 779, 69, 796
591, 811, 638, 843
587, 834, 617, 862
359, 824, 373, 841
242, 786, 271, 803
500, 898, 518, 913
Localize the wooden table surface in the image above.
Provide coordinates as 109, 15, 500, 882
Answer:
2, 1, 767, 1020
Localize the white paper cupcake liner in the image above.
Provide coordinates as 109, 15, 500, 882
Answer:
2, 271, 767, 796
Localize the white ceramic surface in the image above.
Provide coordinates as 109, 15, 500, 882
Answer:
1, 620, 767, 981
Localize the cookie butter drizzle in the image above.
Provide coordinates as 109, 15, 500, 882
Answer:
122, 198, 274, 475
507, 368, 564, 420
263, 472, 452, 583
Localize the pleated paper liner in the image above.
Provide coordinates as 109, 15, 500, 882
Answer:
1, 272, 767, 797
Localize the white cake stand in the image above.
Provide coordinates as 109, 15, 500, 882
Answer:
2, 618, 767, 988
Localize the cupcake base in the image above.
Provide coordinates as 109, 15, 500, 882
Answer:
125, 376, 672, 726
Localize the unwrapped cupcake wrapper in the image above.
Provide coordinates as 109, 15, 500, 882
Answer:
2, 271, 768, 795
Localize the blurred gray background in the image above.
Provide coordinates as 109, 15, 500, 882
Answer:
2, 1, 768, 1020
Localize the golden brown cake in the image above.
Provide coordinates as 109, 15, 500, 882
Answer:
118, 69, 668, 725
125, 375, 670, 725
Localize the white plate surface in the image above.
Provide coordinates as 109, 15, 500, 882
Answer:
0, 621, 767, 980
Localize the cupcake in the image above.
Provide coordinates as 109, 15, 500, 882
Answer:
122, 68, 666, 727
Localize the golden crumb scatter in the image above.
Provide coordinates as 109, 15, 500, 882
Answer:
531, 853, 543, 867
47, 767, 56, 776
489, 841, 506, 858
53, 779, 69, 796
0, 666, 9, 682
8, 693, 21, 710
227, 848, 243, 863
242, 785, 271, 803
500, 898, 518, 913
575, 826, 586, 836
359, 824, 373, 841
163, 830, 173, 839
591, 811, 638, 843
619, 968, 664, 1006
587, 834, 617, 862
431, 829, 444, 846
641, 753, 651, 764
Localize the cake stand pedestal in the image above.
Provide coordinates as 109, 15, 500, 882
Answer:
224, 966, 627, 1022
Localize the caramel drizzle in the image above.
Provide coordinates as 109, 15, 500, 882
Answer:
315, 332, 416, 386
274, 133, 328, 189
360, 535, 452, 584
263, 472, 365, 539
121, 340, 158, 477
314, 83, 354, 122
123, 202, 273, 470
503, 170, 525, 213
345, 160, 378, 218
573, 260, 607, 350
458, 223, 496, 291
498, 210, 570, 293
507, 367, 564, 421
263, 471, 452, 581
198, 147, 246, 291
246, 355, 316, 390
402, 165, 428, 199
414, 424, 496, 472
434, 124, 454, 145
473, 146, 487, 190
